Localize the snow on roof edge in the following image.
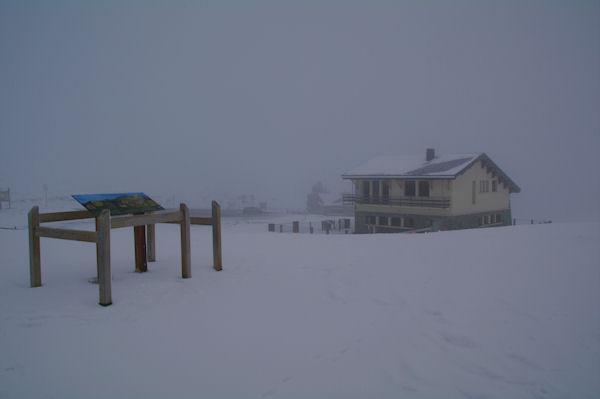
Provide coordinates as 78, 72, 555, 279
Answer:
342, 153, 482, 178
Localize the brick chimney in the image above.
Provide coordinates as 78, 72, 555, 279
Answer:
426, 148, 435, 161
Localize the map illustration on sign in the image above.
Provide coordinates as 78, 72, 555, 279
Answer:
72, 193, 164, 216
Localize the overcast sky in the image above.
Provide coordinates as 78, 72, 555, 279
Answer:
1, 1, 598, 220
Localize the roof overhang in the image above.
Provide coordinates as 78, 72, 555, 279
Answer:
342, 175, 457, 180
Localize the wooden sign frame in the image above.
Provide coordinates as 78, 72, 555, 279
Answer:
28, 201, 222, 306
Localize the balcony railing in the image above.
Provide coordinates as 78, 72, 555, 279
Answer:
343, 194, 451, 209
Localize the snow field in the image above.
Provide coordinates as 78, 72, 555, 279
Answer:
0, 215, 598, 398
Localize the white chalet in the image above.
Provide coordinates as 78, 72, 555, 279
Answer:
342, 149, 520, 233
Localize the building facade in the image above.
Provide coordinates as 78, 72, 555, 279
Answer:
342, 150, 520, 233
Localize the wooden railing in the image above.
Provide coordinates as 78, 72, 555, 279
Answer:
343, 194, 451, 209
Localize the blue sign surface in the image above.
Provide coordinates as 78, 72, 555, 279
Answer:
72, 192, 163, 216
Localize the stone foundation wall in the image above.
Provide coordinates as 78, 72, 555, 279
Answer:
354, 209, 512, 234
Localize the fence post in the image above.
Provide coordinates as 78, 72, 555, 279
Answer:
212, 200, 222, 271
97, 209, 112, 306
28, 206, 42, 287
180, 203, 191, 278
147, 224, 156, 262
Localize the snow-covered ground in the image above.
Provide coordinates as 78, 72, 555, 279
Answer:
0, 200, 598, 398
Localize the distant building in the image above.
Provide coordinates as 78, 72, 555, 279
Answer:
342, 149, 520, 233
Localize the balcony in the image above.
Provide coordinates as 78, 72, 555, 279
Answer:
343, 194, 451, 209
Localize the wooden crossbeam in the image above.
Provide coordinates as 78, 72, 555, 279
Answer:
111, 211, 182, 229
191, 217, 213, 226
37, 226, 97, 243
39, 210, 94, 223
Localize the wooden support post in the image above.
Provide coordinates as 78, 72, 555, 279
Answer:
95, 217, 100, 280
97, 209, 112, 306
147, 224, 156, 262
28, 206, 42, 287
180, 203, 191, 278
212, 200, 222, 271
134, 213, 147, 272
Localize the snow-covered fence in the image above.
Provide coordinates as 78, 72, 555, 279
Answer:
511, 218, 553, 225
27, 201, 223, 306
268, 218, 353, 234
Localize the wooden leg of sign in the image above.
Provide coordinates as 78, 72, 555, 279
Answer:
180, 203, 191, 278
95, 217, 100, 280
28, 206, 42, 287
97, 209, 112, 306
212, 201, 222, 271
134, 214, 147, 272
147, 224, 156, 262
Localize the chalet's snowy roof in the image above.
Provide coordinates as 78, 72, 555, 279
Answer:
343, 153, 481, 178
342, 152, 521, 193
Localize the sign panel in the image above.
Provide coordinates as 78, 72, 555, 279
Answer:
72, 192, 164, 216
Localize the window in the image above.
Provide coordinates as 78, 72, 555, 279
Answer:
382, 182, 390, 203
379, 216, 389, 226
418, 181, 430, 197
479, 215, 494, 225
372, 181, 380, 201
403, 217, 414, 228
366, 215, 376, 225
496, 213, 503, 224
391, 217, 401, 227
405, 181, 416, 197
480, 180, 490, 193
492, 180, 497, 192
362, 181, 370, 199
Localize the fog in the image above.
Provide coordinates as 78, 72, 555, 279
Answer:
1, 1, 598, 220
